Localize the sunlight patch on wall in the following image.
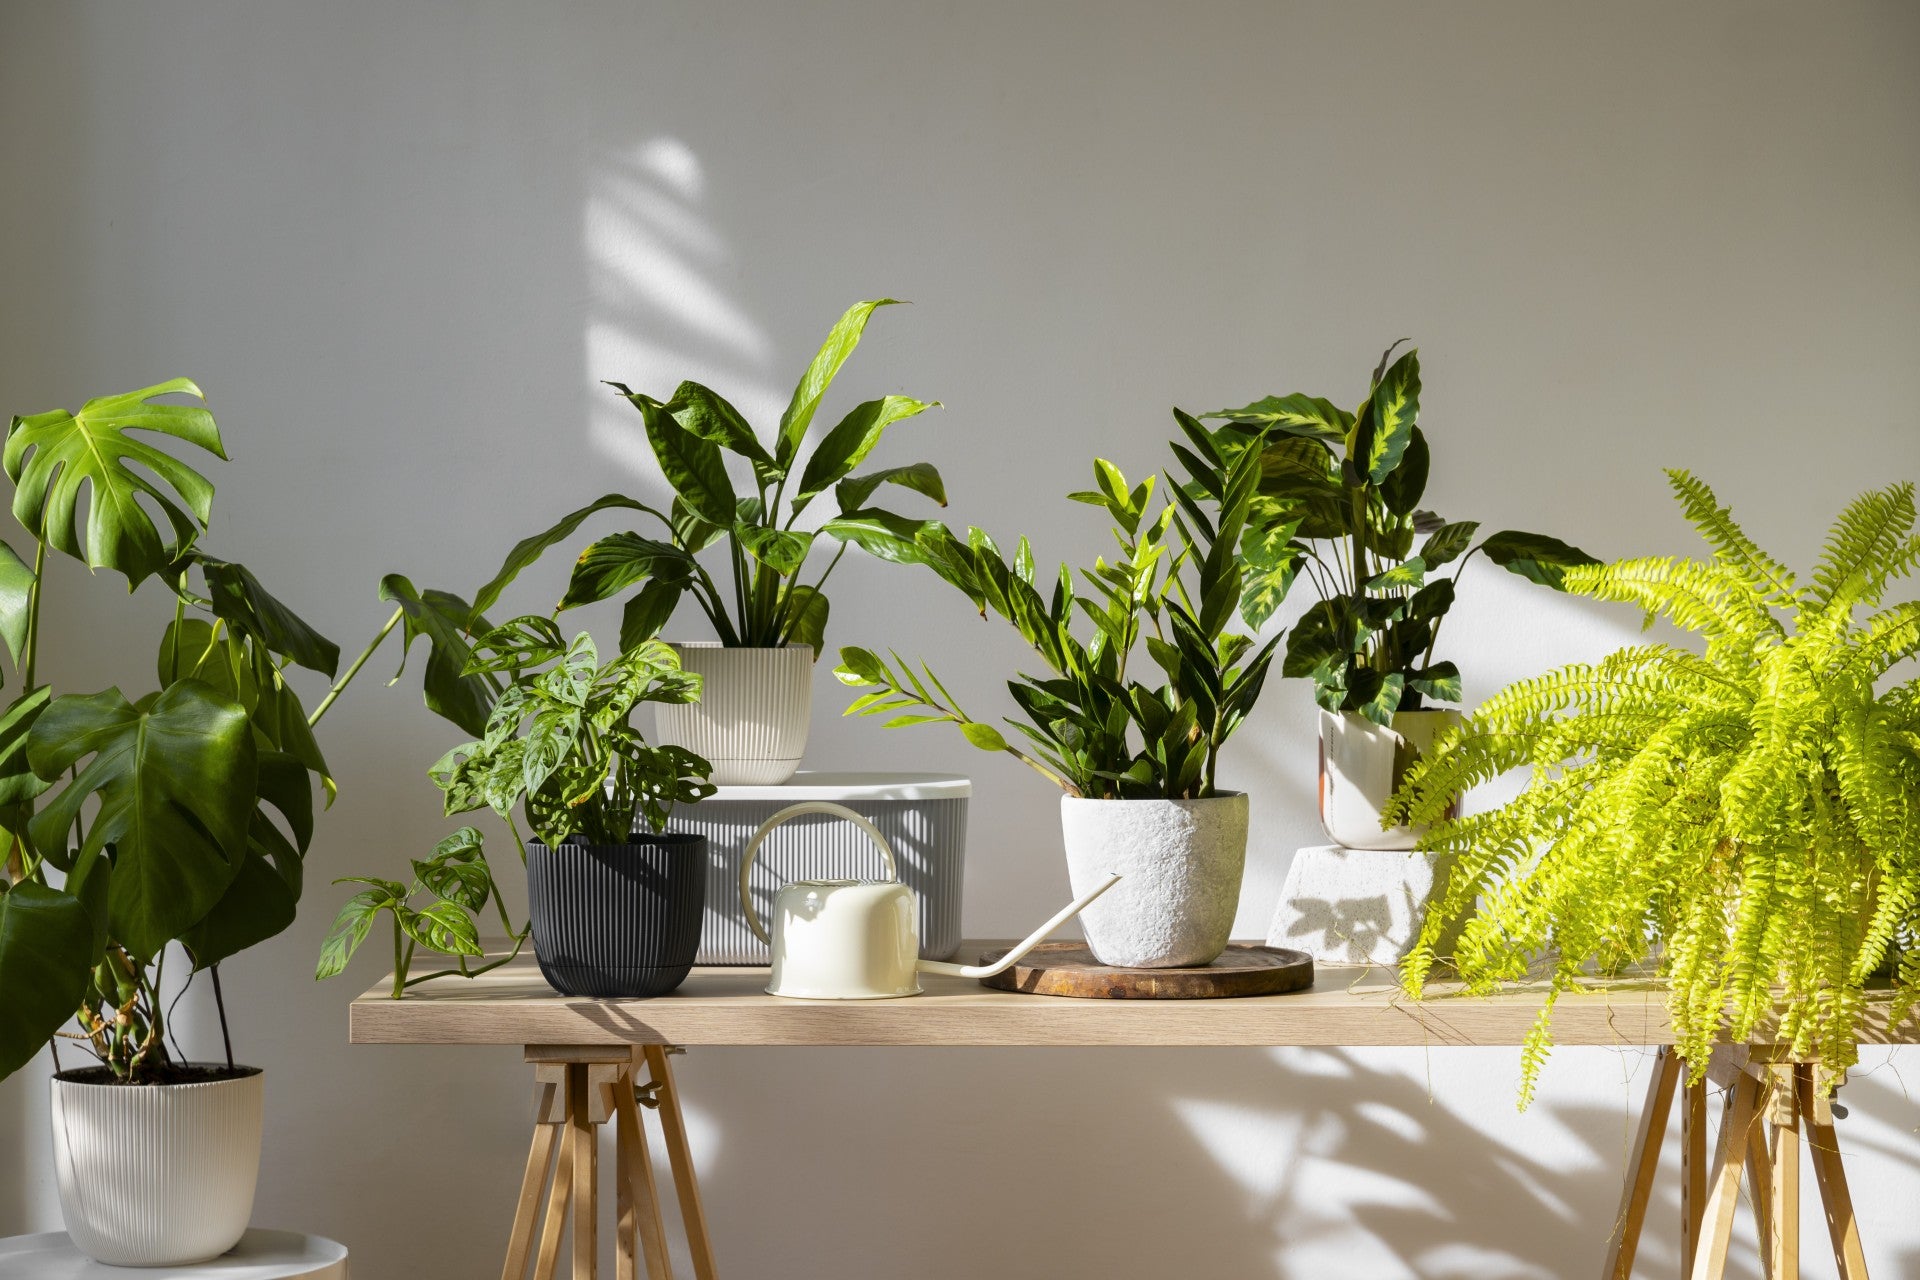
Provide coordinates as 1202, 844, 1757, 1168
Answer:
585, 136, 780, 481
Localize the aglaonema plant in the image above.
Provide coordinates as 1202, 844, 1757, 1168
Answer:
836, 428, 1280, 799
0, 380, 399, 1083
467, 299, 949, 658
1205, 344, 1594, 723
1391, 472, 1920, 1103
315, 621, 714, 997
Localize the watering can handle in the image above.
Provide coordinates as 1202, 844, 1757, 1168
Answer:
738, 801, 901, 945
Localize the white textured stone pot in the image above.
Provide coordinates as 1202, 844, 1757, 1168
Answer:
51, 1066, 264, 1266
1060, 792, 1249, 968
1318, 708, 1463, 851
654, 642, 813, 785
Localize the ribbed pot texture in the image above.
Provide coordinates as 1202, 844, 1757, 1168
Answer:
528, 834, 707, 997
1317, 709, 1463, 850
653, 643, 813, 785
51, 1067, 264, 1266
1060, 793, 1249, 968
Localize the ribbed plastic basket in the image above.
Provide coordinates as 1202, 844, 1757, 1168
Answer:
668, 772, 970, 964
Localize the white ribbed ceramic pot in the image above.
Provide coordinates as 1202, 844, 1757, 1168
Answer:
1317, 709, 1463, 851
1060, 793, 1248, 968
51, 1067, 264, 1266
654, 643, 814, 785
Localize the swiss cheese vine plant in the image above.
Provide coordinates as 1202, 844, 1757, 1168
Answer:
1390, 471, 1920, 1103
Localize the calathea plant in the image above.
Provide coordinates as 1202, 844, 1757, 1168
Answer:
0, 380, 391, 1083
837, 436, 1279, 799
1205, 344, 1594, 723
470, 299, 948, 656
316, 621, 713, 996
1391, 472, 1920, 1102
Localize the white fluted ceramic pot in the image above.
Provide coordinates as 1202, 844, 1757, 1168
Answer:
1317, 709, 1463, 850
654, 643, 813, 785
51, 1066, 264, 1266
1060, 793, 1248, 968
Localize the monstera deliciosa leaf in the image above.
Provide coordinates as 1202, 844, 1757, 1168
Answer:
27, 681, 257, 960
5, 378, 225, 586
0, 877, 102, 1078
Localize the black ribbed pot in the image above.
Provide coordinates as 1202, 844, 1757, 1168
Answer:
527, 833, 707, 998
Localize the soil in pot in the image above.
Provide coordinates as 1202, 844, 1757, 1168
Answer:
529, 832, 707, 998
54, 1063, 260, 1087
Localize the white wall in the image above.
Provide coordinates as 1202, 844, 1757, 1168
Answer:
4, 3, 1919, 1277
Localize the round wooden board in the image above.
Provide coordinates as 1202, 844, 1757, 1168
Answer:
975, 942, 1314, 999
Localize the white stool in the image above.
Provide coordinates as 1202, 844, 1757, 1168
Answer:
0, 1230, 345, 1279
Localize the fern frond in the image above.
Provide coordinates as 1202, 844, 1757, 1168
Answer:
1666, 468, 1800, 608
1805, 481, 1916, 614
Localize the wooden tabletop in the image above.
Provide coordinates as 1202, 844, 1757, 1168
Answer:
347, 944, 1920, 1050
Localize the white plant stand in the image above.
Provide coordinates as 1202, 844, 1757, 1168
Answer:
0, 1230, 346, 1279
1268, 843, 1460, 967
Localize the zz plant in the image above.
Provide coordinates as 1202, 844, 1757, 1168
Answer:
1391, 471, 1920, 1101
0, 380, 387, 1083
316, 621, 714, 997
1207, 344, 1593, 722
837, 427, 1278, 799
476, 299, 948, 657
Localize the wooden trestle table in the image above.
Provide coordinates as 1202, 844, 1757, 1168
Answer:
349, 946, 1919, 1280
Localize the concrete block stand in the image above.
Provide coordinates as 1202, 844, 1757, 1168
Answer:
1267, 843, 1462, 968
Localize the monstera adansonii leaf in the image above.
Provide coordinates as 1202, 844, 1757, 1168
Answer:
27, 681, 257, 960
4, 378, 225, 586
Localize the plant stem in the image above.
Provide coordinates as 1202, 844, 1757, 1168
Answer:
308, 605, 404, 727
21, 538, 45, 689
399, 929, 531, 993
210, 963, 235, 1069
390, 917, 406, 999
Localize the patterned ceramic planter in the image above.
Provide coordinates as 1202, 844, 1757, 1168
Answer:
51, 1066, 264, 1266
653, 643, 813, 786
527, 834, 707, 997
1059, 793, 1249, 968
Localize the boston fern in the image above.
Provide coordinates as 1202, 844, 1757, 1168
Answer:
1207, 344, 1593, 723
1391, 471, 1920, 1101
837, 434, 1279, 799
472, 299, 947, 657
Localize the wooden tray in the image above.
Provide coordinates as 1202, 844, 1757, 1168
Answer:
974, 942, 1314, 999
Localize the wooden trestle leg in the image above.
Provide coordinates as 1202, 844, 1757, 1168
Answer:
498, 1046, 719, 1280
1600, 1046, 1869, 1280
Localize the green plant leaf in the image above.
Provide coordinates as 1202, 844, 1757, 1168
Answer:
1367, 557, 1426, 593
470, 493, 648, 619
0, 542, 34, 669
466, 615, 568, 675
559, 533, 693, 611
792, 395, 938, 514
632, 394, 735, 525
179, 845, 297, 971
1481, 530, 1599, 588
780, 585, 830, 657
400, 900, 483, 957
411, 826, 490, 912
1379, 425, 1429, 515
189, 552, 341, 677
1406, 661, 1461, 703
835, 462, 947, 513
5, 378, 224, 586
313, 882, 397, 981
960, 721, 1009, 752
655, 381, 777, 483
776, 299, 902, 468
0, 687, 52, 811
818, 509, 947, 564
1419, 520, 1481, 570
620, 580, 683, 650
28, 682, 256, 960
0, 880, 99, 1080
379, 575, 495, 737
1360, 350, 1420, 485
737, 525, 814, 578
1205, 393, 1353, 441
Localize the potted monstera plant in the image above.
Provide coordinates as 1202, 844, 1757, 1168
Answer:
1392, 472, 1920, 1103
0, 380, 388, 1265
838, 430, 1280, 968
472, 298, 950, 785
1206, 344, 1594, 849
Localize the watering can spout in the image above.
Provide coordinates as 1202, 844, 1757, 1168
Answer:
916, 873, 1122, 980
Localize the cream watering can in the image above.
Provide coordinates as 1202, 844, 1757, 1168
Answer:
740, 801, 1121, 999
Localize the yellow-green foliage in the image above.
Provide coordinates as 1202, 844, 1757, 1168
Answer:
1391, 471, 1920, 1104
